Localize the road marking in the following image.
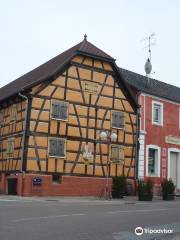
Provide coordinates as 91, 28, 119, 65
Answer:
0, 199, 17, 202
13, 213, 87, 222
107, 208, 170, 214
0, 199, 34, 203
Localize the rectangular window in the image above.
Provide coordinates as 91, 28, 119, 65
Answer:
7, 138, 15, 158
10, 104, 17, 122
49, 138, 66, 158
152, 101, 163, 125
112, 111, 125, 129
51, 100, 68, 121
148, 148, 159, 176
110, 145, 124, 164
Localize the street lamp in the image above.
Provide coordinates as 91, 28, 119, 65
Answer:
99, 131, 117, 199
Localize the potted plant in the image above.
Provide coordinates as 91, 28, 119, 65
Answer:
161, 179, 175, 200
112, 176, 127, 199
137, 179, 153, 201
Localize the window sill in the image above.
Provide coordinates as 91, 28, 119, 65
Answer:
146, 174, 159, 178
51, 117, 68, 122
49, 155, 65, 159
152, 122, 163, 127
112, 126, 125, 130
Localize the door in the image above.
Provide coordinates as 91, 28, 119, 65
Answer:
170, 152, 180, 189
8, 178, 17, 195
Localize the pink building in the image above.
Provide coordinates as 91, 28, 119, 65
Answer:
121, 68, 180, 194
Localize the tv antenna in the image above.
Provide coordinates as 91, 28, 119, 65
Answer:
141, 33, 156, 77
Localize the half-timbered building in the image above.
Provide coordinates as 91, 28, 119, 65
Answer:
0, 37, 138, 196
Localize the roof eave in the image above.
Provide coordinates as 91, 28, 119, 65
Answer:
76, 50, 116, 63
0, 54, 76, 104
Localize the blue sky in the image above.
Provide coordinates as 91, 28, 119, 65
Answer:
0, 0, 180, 88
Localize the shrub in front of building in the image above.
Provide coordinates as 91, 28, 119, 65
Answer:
112, 176, 127, 199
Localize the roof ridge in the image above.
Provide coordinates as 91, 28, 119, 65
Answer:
120, 67, 180, 90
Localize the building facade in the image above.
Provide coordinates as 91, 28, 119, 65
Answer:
122, 68, 180, 194
0, 38, 138, 196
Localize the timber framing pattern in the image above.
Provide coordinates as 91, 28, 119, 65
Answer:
0, 38, 139, 180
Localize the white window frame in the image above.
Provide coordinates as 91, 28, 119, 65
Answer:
146, 145, 161, 177
48, 137, 66, 158
51, 100, 69, 121
152, 101, 163, 126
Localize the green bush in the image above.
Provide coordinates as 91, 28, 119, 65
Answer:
161, 179, 175, 195
137, 178, 153, 195
112, 176, 127, 199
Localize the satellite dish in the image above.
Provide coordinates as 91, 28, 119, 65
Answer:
144, 58, 152, 75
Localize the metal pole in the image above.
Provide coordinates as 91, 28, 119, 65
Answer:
105, 159, 109, 199
105, 137, 110, 199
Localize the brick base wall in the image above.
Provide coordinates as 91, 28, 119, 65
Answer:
0, 173, 137, 197
22, 174, 112, 197
0, 173, 113, 197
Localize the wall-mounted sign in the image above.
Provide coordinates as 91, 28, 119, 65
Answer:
165, 136, 180, 146
82, 81, 98, 94
32, 177, 42, 186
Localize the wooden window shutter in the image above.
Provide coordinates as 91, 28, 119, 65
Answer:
59, 102, 68, 120
52, 101, 68, 120
52, 101, 60, 119
119, 112, 125, 128
49, 138, 65, 157
56, 139, 65, 157
119, 146, 124, 161
112, 111, 125, 128
49, 139, 56, 156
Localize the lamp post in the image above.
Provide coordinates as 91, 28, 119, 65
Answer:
99, 131, 117, 199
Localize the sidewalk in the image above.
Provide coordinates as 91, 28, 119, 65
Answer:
0, 194, 180, 204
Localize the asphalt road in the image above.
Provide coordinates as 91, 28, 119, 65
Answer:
0, 196, 180, 240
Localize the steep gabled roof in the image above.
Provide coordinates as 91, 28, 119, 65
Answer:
120, 68, 180, 103
0, 38, 114, 103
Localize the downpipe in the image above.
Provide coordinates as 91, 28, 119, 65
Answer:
18, 91, 29, 195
